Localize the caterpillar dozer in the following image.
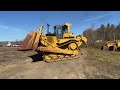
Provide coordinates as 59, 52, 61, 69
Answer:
101, 40, 120, 51
18, 23, 88, 62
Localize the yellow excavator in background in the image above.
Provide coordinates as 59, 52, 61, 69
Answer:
19, 23, 88, 62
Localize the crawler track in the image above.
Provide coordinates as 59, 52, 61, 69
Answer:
43, 50, 81, 63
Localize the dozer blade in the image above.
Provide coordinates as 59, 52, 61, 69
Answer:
19, 31, 37, 51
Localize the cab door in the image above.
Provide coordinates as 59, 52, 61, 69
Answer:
54, 26, 63, 39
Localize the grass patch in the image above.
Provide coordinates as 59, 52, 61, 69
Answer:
87, 48, 120, 67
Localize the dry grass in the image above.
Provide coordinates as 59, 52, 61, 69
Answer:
82, 48, 120, 79
87, 48, 120, 67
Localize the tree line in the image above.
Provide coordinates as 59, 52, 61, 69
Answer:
83, 23, 120, 48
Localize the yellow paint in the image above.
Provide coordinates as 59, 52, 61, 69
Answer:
69, 43, 77, 50
33, 25, 43, 50
20, 23, 88, 58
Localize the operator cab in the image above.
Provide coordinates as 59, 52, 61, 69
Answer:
46, 23, 74, 39
54, 25, 68, 39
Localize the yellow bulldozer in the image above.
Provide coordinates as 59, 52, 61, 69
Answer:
19, 23, 88, 62
101, 40, 120, 51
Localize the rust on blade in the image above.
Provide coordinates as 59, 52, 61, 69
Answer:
19, 31, 37, 51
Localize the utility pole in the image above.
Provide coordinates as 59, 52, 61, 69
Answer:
16, 39, 18, 45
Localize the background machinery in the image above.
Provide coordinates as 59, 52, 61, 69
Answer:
101, 40, 120, 51
19, 23, 88, 62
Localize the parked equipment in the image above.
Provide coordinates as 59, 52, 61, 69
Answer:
101, 40, 120, 51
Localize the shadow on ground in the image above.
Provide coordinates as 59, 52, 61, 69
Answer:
28, 54, 43, 62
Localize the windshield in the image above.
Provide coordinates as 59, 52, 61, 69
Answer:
54, 25, 68, 39
62, 26, 68, 34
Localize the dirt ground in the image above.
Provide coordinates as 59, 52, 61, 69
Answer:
0, 47, 120, 79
